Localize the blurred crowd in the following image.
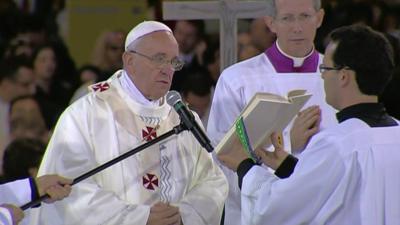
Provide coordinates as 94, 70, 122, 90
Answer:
0, 0, 399, 183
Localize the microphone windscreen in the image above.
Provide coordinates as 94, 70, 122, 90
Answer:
166, 90, 181, 106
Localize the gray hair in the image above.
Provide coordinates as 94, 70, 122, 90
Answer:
266, 0, 321, 17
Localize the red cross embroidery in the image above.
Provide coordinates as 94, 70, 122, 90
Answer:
142, 126, 157, 141
143, 173, 158, 190
92, 82, 110, 92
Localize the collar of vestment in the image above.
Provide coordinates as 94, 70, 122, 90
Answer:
265, 41, 319, 73
336, 103, 398, 127
120, 70, 160, 107
89, 70, 170, 119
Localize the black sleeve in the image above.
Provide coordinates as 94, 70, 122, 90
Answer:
237, 158, 257, 190
237, 155, 299, 189
274, 155, 298, 178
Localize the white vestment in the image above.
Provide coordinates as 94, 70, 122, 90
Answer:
241, 118, 400, 225
0, 178, 31, 225
0, 178, 31, 204
207, 53, 337, 225
29, 71, 228, 225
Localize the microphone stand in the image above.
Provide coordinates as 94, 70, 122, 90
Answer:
21, 124, 187, 210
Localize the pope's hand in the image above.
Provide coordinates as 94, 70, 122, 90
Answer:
147, 202, 182, 225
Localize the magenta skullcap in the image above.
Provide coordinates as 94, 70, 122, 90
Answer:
125, 21, 172, 51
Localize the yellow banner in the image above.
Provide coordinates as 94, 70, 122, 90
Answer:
67, 0, 148, 67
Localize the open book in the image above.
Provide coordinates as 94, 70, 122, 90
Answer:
214, 90, 312, 161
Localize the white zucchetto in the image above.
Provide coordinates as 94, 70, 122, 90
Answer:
125, 21, 172, 51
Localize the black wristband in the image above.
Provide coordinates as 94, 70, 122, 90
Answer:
274, 154, 298, 178
237, 158, 257, 189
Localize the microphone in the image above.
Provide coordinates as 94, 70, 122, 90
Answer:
166, 90, 214, 152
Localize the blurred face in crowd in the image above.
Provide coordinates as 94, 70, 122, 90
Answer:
124, 31, 180, 100
266, 0, 324, 57
184, 92, 211, 118
207, 49, 220, 83
9, 97, 47, 142
6, 67, 36, 100
105, 31, 125, 70
33, 47, 57, 81
11, 34, 34, 57
80, 69, 99, 83
174, 21, 199, 55
250, 18, 276, 51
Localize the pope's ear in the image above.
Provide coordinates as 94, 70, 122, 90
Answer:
122, 52, 133, 66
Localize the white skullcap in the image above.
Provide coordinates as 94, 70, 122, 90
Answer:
125, 21, 172, 51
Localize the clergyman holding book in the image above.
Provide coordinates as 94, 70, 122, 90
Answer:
207, 0, 337, 224
219, 24, 400, 225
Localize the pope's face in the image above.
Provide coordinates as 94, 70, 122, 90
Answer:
124, 31, 180, 100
